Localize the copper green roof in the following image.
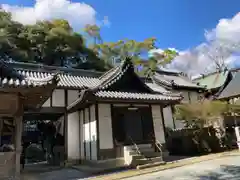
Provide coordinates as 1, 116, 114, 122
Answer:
193, 71, 229, 90
218, 71, 240, 99
153, 69, 204, 90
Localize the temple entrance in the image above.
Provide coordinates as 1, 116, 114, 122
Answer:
124, 109, 143, 143
112, 106, 154, 145
21, 110, 64, 173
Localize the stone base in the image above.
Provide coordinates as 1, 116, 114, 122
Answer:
81, 158, 125, 168
73, 158, 127, 174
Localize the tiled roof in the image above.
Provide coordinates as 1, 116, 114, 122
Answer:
153, 72, 202, 89
218, 71, 240, 99
0, 74, 58, 88
193, 71, 229, 90
4, 59, 183, 108
0, 61, 59, 88
95, 91, 182, 101
145, 82, 181, 96
95, 59, 132, 90
12, 68, 181, 95
8, 61, 103, 77
15, 70, 100, 89
145, 82, 169, 93
6, 59, 182, 98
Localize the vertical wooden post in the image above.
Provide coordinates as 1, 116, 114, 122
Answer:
0, 117, 2, 146
15, 116, 23, 177
64, 90, 68, 165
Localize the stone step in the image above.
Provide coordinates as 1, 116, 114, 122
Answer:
131, 154, 145, 160
124, 144, 152, 152
136, 161, 166, 170
134, 156, 163, 166
124, 144, 152, 149
129, 150, 160, 157
129, 146, 154, 152
142, 151, 162, 158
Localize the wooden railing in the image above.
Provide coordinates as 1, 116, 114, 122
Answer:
128, 135, 142, 155
148, 133, 163, 158
154, 139, 163, 158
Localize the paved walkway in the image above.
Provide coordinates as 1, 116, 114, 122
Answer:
20, 153, 240, 180
124, 155, 240, 180
21, 168, 91, 180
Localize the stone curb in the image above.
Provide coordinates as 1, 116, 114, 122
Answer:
91, 150, 239, 180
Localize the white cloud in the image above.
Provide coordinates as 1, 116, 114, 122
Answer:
206, 12, 240, 43
148, 49, 164, 57
1, 0, 109, 30
151, 12, 240, 77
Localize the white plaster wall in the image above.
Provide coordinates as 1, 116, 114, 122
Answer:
174, 120, 185, 129
79, 110, 85, 159
163, 106, 174, 129
190, 91, 199, 102
98, 104, 113, 149
173, 90, 199, 103
52, 89, 65, 107
151, 105, 165, 143
181, 91, 190, 103
67, 112, 80, 160
67, 90, 79, 106
90, 105, 97, 160
84, 108, 91, 160
163, 106, 185, 129
42, 98, 50, 107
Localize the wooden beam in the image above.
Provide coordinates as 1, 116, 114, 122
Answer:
24, 107, 65, 114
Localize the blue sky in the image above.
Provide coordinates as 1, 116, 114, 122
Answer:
1, 0, 240, 74
1, 0, 239, 50
88, 0, 240, 50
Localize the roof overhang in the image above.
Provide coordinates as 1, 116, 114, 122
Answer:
0, 75, 59, 111
67, 90, 182, 113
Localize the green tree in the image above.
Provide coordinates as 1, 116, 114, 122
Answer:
83, 24, 178, 75
174, 100, 229, 128
0, 11, 25, 61
0, 11, 107, 71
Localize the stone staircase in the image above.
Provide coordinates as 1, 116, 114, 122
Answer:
124, 144, 165, 169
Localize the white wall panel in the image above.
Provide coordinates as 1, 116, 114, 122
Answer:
67, 90, 79, 106
52, 89, 65, 107
98, 104, 113, 149
67, 112, 80, 160
152, 105, 165, 143
90, 105, 97, 160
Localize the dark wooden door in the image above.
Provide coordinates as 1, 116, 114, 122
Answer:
124, 110, 143, 143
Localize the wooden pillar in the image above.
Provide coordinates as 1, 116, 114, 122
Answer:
0, 117, 2, 146
15, 116, 23, 176
64, 90, 68, 165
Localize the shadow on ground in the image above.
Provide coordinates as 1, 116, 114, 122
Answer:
191, 165, 240, 180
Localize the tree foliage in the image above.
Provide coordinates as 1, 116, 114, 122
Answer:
0, 10, 178, 72
0, 11, 107, 71
83, 24, 178, 75
174, 100, 229, 128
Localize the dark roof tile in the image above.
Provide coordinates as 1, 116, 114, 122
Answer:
95, 91, 182, 101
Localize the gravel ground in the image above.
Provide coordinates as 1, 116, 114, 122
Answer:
20, 155, 240, 180
124, 155, 240, 180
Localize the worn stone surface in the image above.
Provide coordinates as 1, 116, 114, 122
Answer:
20, 168, 91, 180
124, 155, 240, 180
